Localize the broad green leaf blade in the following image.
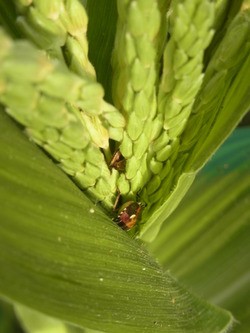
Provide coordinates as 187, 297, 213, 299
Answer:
150, 128, 250, 332
0, 111, 234, 333
86, 0, 117, 103
195, 225, 250, 333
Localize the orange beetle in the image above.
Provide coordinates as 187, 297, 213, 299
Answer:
115, 201, 145, 230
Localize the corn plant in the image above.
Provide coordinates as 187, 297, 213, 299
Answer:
0, 0, 249, 332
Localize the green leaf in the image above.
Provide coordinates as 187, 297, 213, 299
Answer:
140, 171, 196, 242
86, 0, 117, 103
15, 303, 105, 333
150, 127, 250, 332
15, 304, 96, 333
0, 111, 234, 332
0, 1, 21, 38
15, 304, 70, 333
0, 299, 20, 333
204, 0, 244, 66
186, 53, 250, 171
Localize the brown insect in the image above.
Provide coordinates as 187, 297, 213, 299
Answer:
113, 192, 146, 230
115, 201, 145, 230
109, 150, 126, 172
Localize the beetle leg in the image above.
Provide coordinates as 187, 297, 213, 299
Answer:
113, 190, 121, 211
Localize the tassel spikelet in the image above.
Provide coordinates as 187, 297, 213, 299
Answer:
112, 0, 215, 212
